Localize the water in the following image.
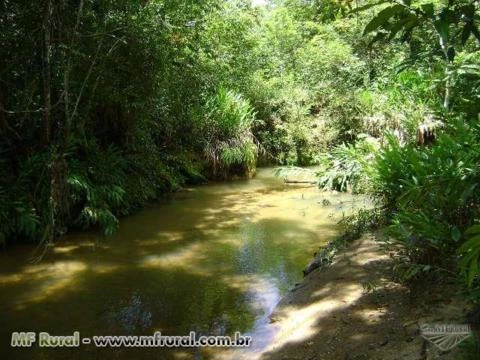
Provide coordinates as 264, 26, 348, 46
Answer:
0, 168, 365, 359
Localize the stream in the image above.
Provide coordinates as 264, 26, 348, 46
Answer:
0, 168, 367, 359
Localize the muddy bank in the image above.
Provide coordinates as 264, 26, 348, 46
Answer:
255, 234, 470, 360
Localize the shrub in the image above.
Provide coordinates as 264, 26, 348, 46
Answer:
67, 142, 126, 236
374, 122, 480, 266
317, 135, 380, 193
196, 87, 258, 179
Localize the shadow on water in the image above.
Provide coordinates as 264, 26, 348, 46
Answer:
0, 169, 361, 359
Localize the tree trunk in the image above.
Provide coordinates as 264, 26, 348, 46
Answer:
439, 37, 451, 111
0, 87, 5, 133
42, 0, 52, 146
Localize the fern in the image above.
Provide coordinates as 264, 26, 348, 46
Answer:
460, 225, 480, 287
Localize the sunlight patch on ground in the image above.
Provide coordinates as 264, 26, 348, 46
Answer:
311, 284, 333, 298
250, 293, 362, 359
214, 292, 363, 360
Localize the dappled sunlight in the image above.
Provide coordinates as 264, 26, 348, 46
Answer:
252, 235, 421, 360
214, 295, 363, 360
269, 297, 357, 344
311, 284, 333, 298
137, 231, 185, 245
52, 244, 83, 254
350, 333, 367, 341
0, 263, 55, 286
91, 263, 119, 275
221, 274, 254, 291
0, 261, 85, 286
0, 168, 371, 360
172, 351, 194, 359
139, 242, 215, 276
49, 241, 111, 257
354, 308, 386, 323
221, 274, 281, 316
11, 261, 88, 310
3, 0, 477, 357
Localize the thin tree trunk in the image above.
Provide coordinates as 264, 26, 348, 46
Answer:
0, 87, 5, 132
438, 36, 451, 111
64, 0, 84, 140
444, 77, 451, 110
42, 0, 52, 146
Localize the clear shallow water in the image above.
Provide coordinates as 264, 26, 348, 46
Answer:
0, 168, 366, 359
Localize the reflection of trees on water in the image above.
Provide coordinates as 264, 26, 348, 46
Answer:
104, 293, 153, 333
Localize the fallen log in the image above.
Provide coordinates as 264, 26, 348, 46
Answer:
303, 242, 337, 276
284, 180, 317, 185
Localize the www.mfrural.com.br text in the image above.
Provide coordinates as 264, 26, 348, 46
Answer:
11, 331, 252, 348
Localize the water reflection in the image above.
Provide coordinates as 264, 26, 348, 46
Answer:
0, 168, 366, 359
104, 293, 153, 333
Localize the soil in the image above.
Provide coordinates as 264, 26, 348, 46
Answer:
256, 234, 472, 360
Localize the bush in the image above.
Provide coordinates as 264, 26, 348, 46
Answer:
374, 122, 480, 266
317, 135, 380, 193
196, 88, 258, 179
0, 151, 49, 243
67, 142, 127, 236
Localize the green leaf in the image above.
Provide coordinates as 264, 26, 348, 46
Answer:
461, 183, 477, 204
387, 15, 418, 40
368, 31, 387, 46
472, 25, 480, 42
351, 0, 388, 14
447, 46, 455, 62
363, 5, 405, 35
462, 23, 473, 44
467, 257, 479, 287
451, 227, 461, 242
434, 18, 450, 44
466, 225, 480, 236
459, 227, 480, 286
421, 3, 435, 18
460, 4, 475, 19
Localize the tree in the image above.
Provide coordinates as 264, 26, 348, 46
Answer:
361, 0, 480, 110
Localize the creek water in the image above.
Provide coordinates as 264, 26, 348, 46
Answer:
0, 168, 366, 359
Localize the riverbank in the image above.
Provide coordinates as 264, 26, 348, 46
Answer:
257, 233, 470, 360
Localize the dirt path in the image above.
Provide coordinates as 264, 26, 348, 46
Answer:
256, 234, 470, 360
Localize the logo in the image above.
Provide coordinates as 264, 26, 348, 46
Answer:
420, 324, 471, 351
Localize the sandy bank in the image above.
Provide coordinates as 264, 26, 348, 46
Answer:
256, 234, 470, 360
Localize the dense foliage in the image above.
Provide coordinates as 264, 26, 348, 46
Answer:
0, 0, 393, 243
1, 0, 262, 242
269, 0, 480, 311
3, 0, 480, 308
310, 1, 480, 296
